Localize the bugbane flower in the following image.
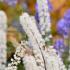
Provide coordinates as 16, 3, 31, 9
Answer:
36, 0, 52, 46
20, 12, 66, 70
20, 13, 46, 70
0, 11, 7, 70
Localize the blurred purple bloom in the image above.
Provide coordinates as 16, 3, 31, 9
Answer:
54, 39, 66, 56
57, 19, 68, 36
66, 21, 70, 28
64, 9, 70, 20
64, 9, 70, 29
56, 9, 70, 57
57, 9, 70, 37
64, 9, 70, 34
5, 0, 17, 6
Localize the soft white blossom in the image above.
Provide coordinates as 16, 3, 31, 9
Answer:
23, 55, 39, 70
20, 13, 45, 70
37, 0, 52, 44
0, 11, 7, 70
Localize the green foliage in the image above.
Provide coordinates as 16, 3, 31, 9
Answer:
17, 61, 25, 70
62, 49, 70, 69
7, 41, 15, 52
7, 41, 15, 59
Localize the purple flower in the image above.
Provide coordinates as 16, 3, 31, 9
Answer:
57, 19, 68, 36
57, 9, 70, 37
64, 9, 70, 20
54, 39, 66, 56
64, 9, 70, 29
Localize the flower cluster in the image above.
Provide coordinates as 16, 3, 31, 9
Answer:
56, 9, 70, 57
54, 9, 70, 59
6, 40, 32, 70
20, 12, 66, 70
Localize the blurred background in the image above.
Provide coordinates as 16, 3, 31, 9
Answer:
0, 0, 70, 70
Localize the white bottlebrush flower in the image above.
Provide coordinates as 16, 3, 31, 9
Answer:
37, 0, 52, 44
20, 13, 46, 70
43, 46, 66, 70
0, 10, 7, 70
23, 55, 39, 70
0, 10, 7, 31
20, 13, 45, 48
